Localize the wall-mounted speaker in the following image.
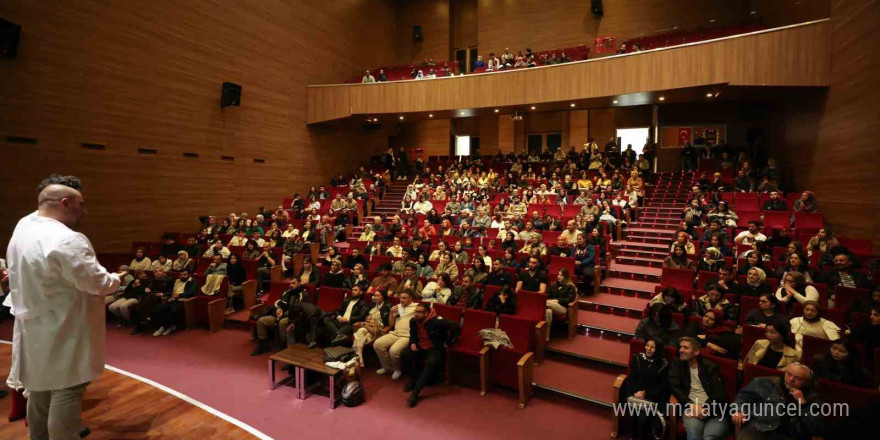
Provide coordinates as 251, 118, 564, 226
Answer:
221, 82, 241, 108
0, 18, 21, 58
591, 0, 604, 16
413, 25, 423, 42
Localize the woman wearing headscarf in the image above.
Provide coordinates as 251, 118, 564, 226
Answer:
683, 309, 740, 358
792, 191, 819, 213
172, 250, 193, 272
619, 338, 670, 440
129, 247, 152, 271
226, 253, 247, 313
736, 267, 771, 298
744, 320, 800, 370
697, 247, 725, 273
790, 300, 841, 351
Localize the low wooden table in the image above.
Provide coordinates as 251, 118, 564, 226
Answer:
268, 345, 344, 409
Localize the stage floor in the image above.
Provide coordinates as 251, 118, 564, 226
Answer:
0, 344, 260, 440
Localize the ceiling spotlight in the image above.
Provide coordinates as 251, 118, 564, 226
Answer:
530, 106, 536, 110
399, 116, 404, 120
706, 93, 713, 97
429, 114, 434, 118
373, 118, 379, 122
659, 96, 665, 101
494, 109, 499, 113
613, 100, 618, 104
750, 11, 757, 14
460, 111, 466, 115
570, 103, 576, 107
709, 19, 716, 23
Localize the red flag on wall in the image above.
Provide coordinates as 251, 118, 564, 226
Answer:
678, 127, 692, 146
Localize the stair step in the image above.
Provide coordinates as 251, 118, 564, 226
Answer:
616, 240, 669, 250
546, 332, 631, 367
623, 235, 670, 245
600, 277, 657, 296
578, 310, 640, 336
615, 255, 665, 267
580, 293, 650, 313
625, 227, 675, 235
618, 248, 669, 259
533, 358, 622, 407
609, 261, 663, 277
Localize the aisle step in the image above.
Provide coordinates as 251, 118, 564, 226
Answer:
533, 358, 623, 407
599, 277, 657, 296
580, 293, 650, 313
578, 310, 640, 336
615, 255, 665, 267
546, 332, 630, 367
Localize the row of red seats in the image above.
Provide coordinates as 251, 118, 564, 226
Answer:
622, 22, 767, 52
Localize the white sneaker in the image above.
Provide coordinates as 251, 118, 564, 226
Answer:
153, 327, 165, 337
391, 370, 403, 380
376, 368, 389, 375
162, 325, 177, 336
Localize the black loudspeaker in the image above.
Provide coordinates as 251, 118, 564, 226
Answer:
591, 0, 604, 16
413, 25, 423, 41
0, 18, 21, 58
220, 82, 241, 108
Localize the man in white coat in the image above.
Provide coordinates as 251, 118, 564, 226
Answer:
5, 174, 125, 440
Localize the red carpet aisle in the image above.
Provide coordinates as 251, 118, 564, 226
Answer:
0, 320, 611, 440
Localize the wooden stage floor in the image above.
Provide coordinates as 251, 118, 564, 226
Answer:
0, 344, 260, 440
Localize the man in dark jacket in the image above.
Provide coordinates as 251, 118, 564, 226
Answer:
448, 274, 483, 309
151, 269, 198, 337
485, 259, 514, 288
324, 284, 368, 345
822, 252, 872, 299
762, 191, 788, 211
668, 337, 729, 440
288, 301, 323, 348
401, 303, 457, 407
732, 363, 823, 440
252, 279, 310, 355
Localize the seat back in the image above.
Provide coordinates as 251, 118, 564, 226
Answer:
800, 334, 834, 367
498, 314, 535, 354
459, 309, 496, 351
661, 267, 695, 291
432, 303, 464, 325
548, 256, 576, 277
816, 379, 880, 434
763, 211, 790, 230
515, 290, 546, 322
482, 284, 501, 309
742, 363, 784, 385
701, 354, 738, 401
793, 212, 824, 230
741, 325, 767, 361
832, 286, 869, 312
316, 286, 346, 313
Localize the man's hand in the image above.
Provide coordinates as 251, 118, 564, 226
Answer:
732, 412, 747, 427
145, 288, 151, 293
275, 308, 283, 319
410, 343, 418, 352
634, 390, 646, 399
790, 388, 805, 404
117, 270, 128, 279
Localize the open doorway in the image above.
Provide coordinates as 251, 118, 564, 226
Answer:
616, 127, 650, 156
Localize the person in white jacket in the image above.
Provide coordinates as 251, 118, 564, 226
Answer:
5, 175, 125, 440
790, 300, 841, 351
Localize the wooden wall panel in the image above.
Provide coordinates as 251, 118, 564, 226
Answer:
476, 0, 754, 59
398, 119, 451, 157
451, 0, 478, 50
311, 21, 830, 121
0, 0, 399, 252
588, 108, 616, 149
397, 0, 451, 65
478, 115, 499, 155
568, 110, 589, 149
773, 0, 880, 251
498, 116, 515, 153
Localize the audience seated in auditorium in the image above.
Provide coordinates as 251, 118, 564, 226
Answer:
485, 286, 516, 316
635, 303, 681, 345
252, 279, 309, 355
649, 287, 689, 315
738, 267, 771, 298
619, 338, 670, 440
743, 293, 781, 327
323, 284, 368, 346
129, 247, 152, 271
421, 273, 453, 304
151, 269, 197, 337
682, 309, 740, 358
790, 301, 840, 351
401, 302, 457, 407
374, 290, 418, 380
812, 339, 874, 388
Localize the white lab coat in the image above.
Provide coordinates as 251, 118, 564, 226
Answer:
5, 212, 120, 392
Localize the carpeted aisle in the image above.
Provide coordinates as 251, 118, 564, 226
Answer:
0, 320, 612, 440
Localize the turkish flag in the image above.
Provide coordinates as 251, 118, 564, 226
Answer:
678, 127, 692, 146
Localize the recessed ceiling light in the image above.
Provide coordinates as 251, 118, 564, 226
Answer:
494, 109, 499, 113
570, 103, 576, 107
530, 106, 536, 110
373, 118, 379, 122
399, 116, 404, 120
706, 93, 713, 97
709, 19, 716, 23
613, 100, 618, 104
429, 114, 434, 118
673, 26, 678, 30
659, 96, 665, 101
750, 11, 757, 14
460, 111, 465, 115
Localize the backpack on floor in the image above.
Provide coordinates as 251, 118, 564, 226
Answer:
341, 380, 364, 407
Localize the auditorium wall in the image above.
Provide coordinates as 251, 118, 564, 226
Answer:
396, 0, 451, 66
0, 0, 401, 253
774, 0, 879, 251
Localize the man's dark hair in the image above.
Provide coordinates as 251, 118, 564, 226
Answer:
748, 220, 760, 227
37, 174, 83, 193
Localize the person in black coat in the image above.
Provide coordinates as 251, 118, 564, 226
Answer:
813, 339, 875, 388
448, 274, 484, 309
635, 303, 682, 345
321, 260, 347, 288
668, 337, 729, 440
324, 284, 369, 345
401, 303, 458, 407
620, 338, 671, 440
288, 300, 323, 348
485, 286, 517, 316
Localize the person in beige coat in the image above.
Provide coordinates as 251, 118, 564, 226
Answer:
744, 320, 801, 370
